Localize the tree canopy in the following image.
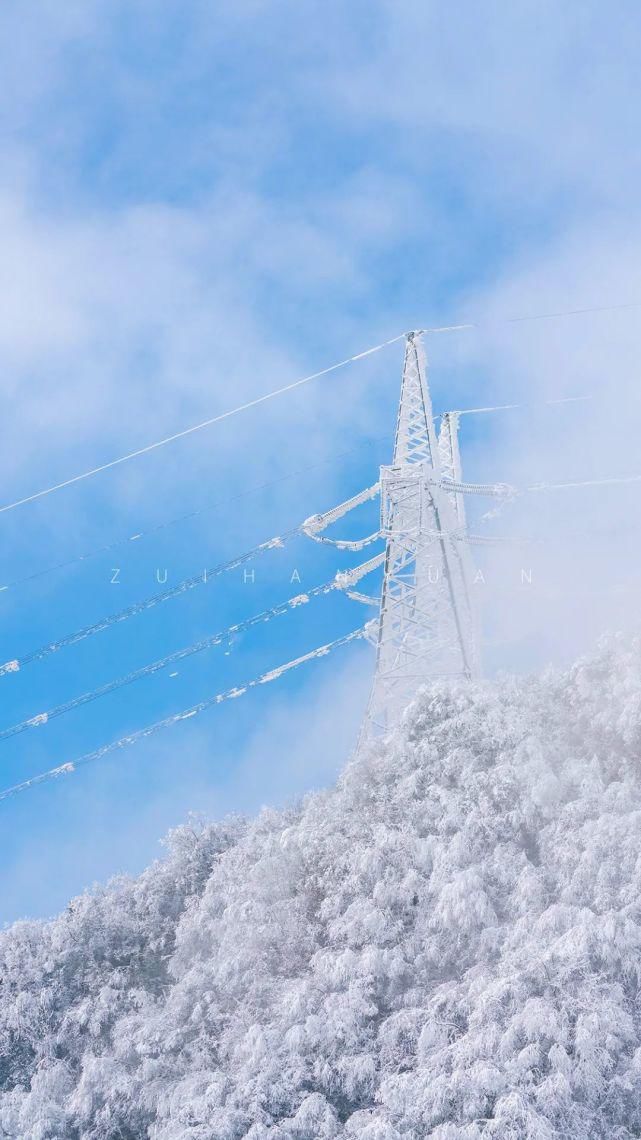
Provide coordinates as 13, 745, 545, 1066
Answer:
2, 634, 641, 1138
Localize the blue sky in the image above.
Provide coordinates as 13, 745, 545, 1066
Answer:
1, 0, 641, 924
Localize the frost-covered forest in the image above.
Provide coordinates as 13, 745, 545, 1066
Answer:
2, 635, 641, 1138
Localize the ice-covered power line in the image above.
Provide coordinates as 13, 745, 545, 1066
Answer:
0, 486, 384, 677
528, 474, 641, 492
444, 472, 641, 500
0, 391, 594, 595
0, 625, 370, 804
3, 316, 640, 806
422, 299, 641, 336
0, 334, 406, 517
503, 301, 641, 324
0, 528, 298, 677
0, 436, 389, 595
302, 483, 381, 550
1, 298, 638, 520
445, 395, 593, 420
3, 461, 634, 679
0, 557, 384, 740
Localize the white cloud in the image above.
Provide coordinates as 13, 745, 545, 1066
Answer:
323, 1, 641, 206
2, 0, 641, 921
452, 219, 641, 671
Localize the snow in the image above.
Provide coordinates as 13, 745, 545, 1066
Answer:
2, 634, 641, 1138
288, 594, 310, 608
26, 712, 48, 727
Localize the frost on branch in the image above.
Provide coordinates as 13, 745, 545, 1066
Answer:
2, 634, 641, 1137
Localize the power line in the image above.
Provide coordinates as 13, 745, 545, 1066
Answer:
0, 334, 405, 517
0, 486, 384, 678
0, 390, 608, 595
0, 387, 599, 594
2, 298, 639, 520
446, 472, 641, 498
19, 470, 612, 738
451, 395, 593, 419
528, 474, 641, 493
504, 301, 641, 324
0, 526, 301, 676
0, 557, 384, 740
421, 299, 641, 335
2, 462, 637, 678
0, 625, 369, 804
0, 435, 388, 595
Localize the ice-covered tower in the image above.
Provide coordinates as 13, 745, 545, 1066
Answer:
363, 332, 479, 736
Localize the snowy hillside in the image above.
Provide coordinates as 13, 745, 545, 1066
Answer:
2, 635, 641, 1139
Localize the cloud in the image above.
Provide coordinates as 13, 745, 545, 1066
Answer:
449, 218, 641, 670
2, 0, 641, 921
323, 1, 641, 206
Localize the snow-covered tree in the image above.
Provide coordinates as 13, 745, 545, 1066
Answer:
2, 634, 641, 1138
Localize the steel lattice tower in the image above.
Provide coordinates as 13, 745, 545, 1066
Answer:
363, 332, 480, 736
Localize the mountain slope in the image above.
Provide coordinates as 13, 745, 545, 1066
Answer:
2, 635, 641, 1139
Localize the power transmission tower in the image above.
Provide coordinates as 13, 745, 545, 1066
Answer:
362, 332, 479, 736
438, 411, 466, 529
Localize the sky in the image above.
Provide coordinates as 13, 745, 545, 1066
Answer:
1, 0, 640, 924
